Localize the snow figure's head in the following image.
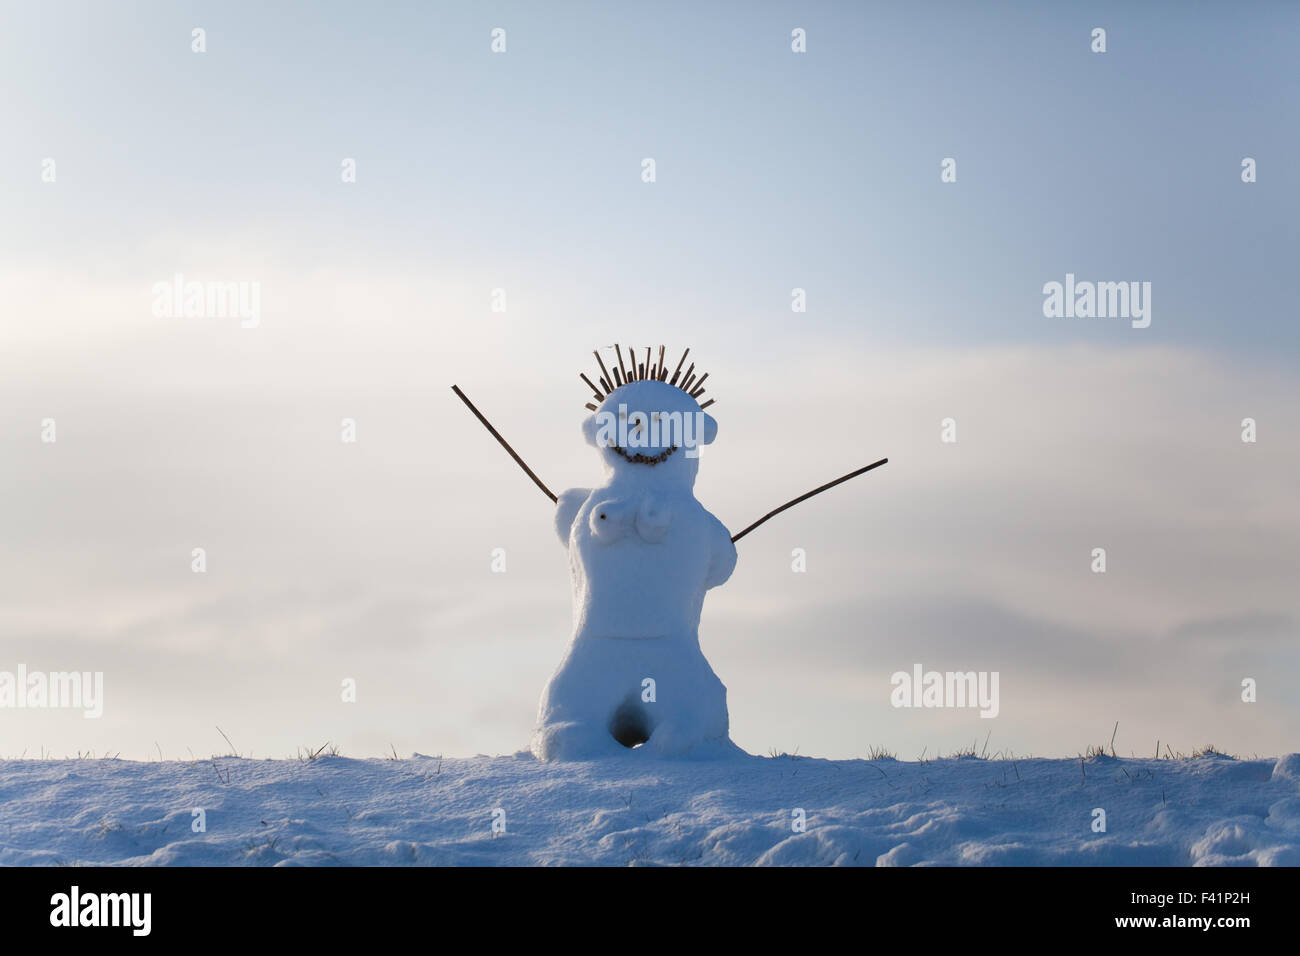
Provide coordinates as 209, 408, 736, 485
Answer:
581, 379, 717, 486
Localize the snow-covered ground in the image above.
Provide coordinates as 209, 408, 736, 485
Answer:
3, 751, 1298, 866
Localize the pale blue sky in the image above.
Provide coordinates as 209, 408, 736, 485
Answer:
4, 0, 1297, 353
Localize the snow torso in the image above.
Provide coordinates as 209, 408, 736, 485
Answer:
561, 481, 733, 641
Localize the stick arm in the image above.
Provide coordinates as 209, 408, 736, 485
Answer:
451, 385, 558, 504
731, 458, 889, 543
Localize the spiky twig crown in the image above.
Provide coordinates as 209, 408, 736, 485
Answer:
580, 345, 714, 412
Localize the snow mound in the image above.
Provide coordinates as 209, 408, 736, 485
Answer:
1, 752, 1296, 866
1271, 753, 1300, 784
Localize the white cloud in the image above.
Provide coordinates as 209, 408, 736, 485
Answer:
2, 265, 1296, 759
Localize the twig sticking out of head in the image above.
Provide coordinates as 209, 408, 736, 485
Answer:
671, 348, 689, 385
593, 350, 613, 394
580, 373, 603, 403
614, 344, 629, 384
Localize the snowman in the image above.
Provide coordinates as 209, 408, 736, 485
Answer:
452, 346, 886, 761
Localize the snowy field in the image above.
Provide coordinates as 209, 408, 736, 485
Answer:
3, 750, 1298, 866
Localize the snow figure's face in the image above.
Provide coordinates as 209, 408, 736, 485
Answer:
580, 379, 717, 484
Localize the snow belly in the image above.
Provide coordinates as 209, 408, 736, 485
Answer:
569, 519, 711, 640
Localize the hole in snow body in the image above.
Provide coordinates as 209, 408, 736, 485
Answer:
609, 698, 653, 749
